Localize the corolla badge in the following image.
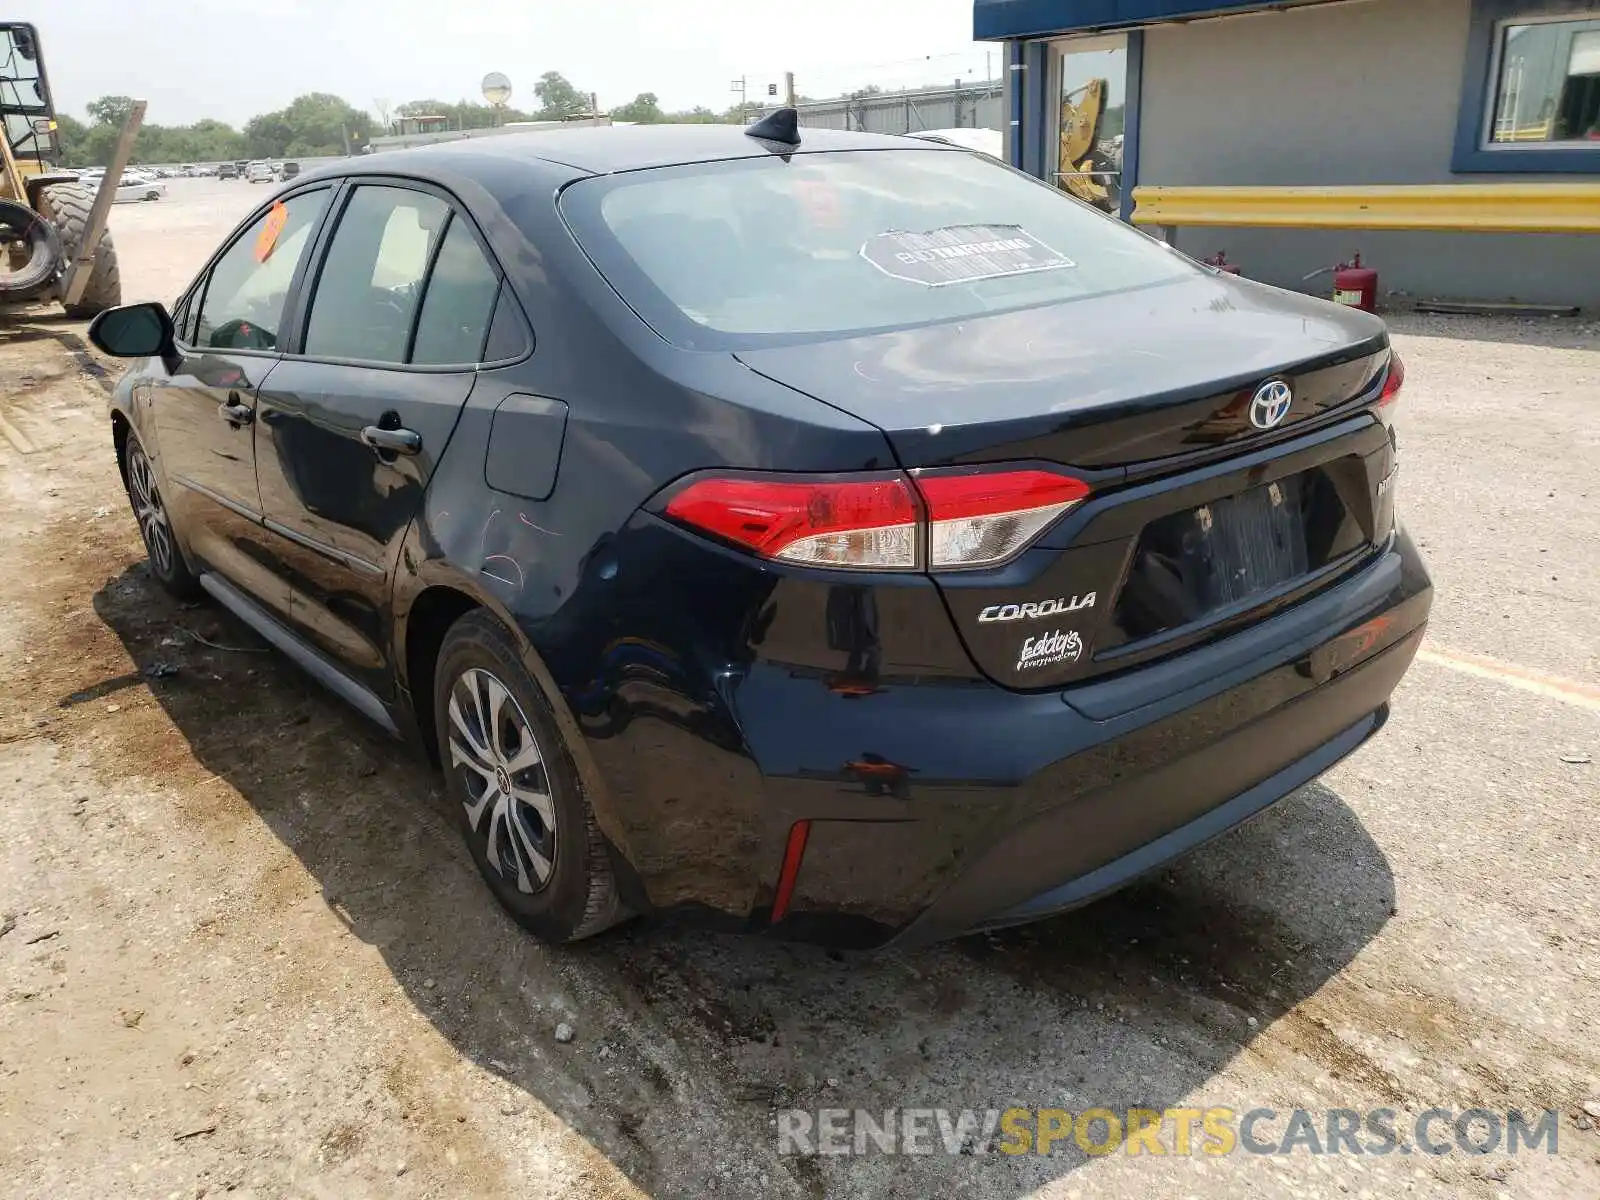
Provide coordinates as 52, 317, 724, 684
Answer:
1016, 629, 1084, 672
978, 593, 1096, 623
1249, 379, 1294, 430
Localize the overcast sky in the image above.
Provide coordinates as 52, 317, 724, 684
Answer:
24, 0, 994, 126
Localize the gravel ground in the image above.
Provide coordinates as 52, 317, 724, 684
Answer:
0, 178, 1596, 1199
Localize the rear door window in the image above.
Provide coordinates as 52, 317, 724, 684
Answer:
482, 287, 532, 362
409, 219, 501, 366
194, 188, 330, 351
302, 185, 450, 363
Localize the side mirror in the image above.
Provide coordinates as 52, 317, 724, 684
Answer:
87, 302, 174, 359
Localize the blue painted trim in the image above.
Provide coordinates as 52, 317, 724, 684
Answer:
1022, 39, 1052, 179
1451, 0, 1600, 174
975, 0, 1276, 40
1118, 28, 1145, 221
1007, 39, 1026, 168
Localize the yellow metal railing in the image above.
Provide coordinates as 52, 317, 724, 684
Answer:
1130, 184, 1600, 235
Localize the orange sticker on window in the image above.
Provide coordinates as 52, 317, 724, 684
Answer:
254, 201, 288, 263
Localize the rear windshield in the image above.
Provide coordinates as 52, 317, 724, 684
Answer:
559, 148, 1196, 350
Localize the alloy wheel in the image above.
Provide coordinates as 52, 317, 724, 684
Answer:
447, 667, 557, 894
126, 441, 174, 578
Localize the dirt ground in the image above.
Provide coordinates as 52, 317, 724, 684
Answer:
1, 179, 1597, 1200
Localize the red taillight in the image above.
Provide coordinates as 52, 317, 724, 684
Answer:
664, 466, 1090, 571
914, 469, 1092, 569
664, 473, 919, 569
1378, 351, 1405, 407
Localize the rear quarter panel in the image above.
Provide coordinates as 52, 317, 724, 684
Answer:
390, 157, 908, 915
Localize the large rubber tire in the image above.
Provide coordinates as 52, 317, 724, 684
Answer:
434, 611, 622, 944
36, 181, 122, 318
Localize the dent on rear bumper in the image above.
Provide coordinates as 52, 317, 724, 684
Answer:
753, 529, 1432, 948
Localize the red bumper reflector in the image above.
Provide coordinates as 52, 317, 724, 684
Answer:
770, 820, 812, 923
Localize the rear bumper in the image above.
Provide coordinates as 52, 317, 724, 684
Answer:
891, 631, 1413, 947
741, 528, 1431, 948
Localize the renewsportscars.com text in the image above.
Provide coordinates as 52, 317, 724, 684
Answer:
776, 1106, 1561, 1158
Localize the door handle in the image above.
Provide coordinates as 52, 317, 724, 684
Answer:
360, 425, 422, 455
217, 393, 253, 426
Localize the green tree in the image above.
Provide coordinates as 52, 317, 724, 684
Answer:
244, 92, 371, 157
663, 105, 721, 124
533, 71, 588, 120
242, 111, 295, 157
85, 94, 137, 126
611, 92, 663, 124
53, 112, 89, 165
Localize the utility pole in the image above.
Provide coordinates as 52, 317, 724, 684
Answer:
590, 91, 599, 126
731, 76, 746, 120
784, 71, 796, 107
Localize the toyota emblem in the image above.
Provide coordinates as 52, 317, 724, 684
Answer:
1249, 379, 1294, 430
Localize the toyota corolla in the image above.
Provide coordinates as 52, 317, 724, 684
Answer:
88, 113, 1431, 948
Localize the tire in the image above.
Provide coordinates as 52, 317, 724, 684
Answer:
35, 181, 122, 318
121, 430, 200, 598
434, 611, 621, 943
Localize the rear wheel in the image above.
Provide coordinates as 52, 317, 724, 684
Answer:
434, 612, 621, 943
122, 431, 199, 598
36, 181, 122, 318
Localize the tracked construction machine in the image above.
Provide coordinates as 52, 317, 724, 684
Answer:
0, 21, 132, 317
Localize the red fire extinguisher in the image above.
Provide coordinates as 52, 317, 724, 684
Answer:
1332, 253, 1379, 312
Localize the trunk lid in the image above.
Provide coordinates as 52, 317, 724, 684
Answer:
737, 274, 1397, 692
734, 274, 1388, 470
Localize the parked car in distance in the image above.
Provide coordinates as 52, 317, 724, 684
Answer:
217, 162, 238, 180
279, 160, 300, 182
246, 161, 275, 184
86, 118, 1430, 950
111, 173, 165, 202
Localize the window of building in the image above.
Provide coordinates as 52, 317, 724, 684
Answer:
1489, 19, 1600, 143
1454, 3, 1600, 171
1048, 35, 1128, 216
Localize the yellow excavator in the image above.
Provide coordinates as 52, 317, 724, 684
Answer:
1056, 77, 1120, 214
0, 20, 121, 316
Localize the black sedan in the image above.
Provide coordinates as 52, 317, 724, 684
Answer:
89, 113, 1431, 948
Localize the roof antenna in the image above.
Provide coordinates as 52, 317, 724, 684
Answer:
745, 106, 800, 147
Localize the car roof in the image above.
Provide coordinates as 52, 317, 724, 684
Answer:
381, 122, 956, 177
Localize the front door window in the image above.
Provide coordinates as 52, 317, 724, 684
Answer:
193, 188, 330, 350
1050, 35, 1129, 214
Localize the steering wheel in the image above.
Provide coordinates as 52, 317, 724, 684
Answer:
209, 317, 276, 351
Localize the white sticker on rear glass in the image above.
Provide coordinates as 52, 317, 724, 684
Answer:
860, 224, 1076, 287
